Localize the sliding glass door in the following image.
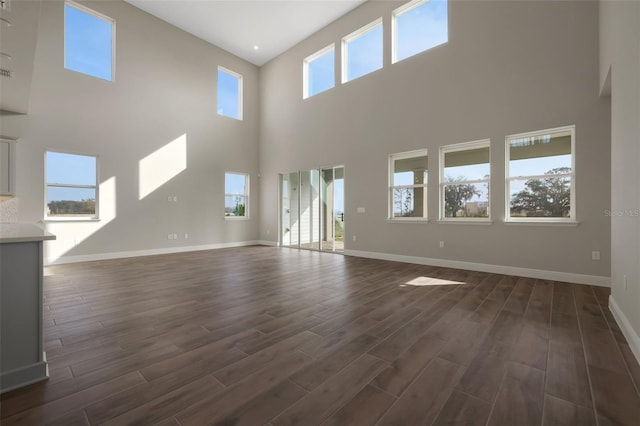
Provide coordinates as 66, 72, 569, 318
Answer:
280, 166, 344, 253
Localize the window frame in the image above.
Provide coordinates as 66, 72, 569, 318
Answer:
64, 0, 115, 81
224, 171, 250, 220
392, 0, 448, 64
439, 139, 491, 222
303, 43, 335, 99
217, 66, 244, 121
44, 149, 99, 221
504, 125, 576, 223
341, 18, 384, 84
388, 149, 429, 222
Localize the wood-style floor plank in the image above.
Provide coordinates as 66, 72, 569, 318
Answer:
0, 246, 638, 425
543, 394, 596, 426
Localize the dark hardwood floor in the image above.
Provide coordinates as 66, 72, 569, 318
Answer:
1, 246, 640, 425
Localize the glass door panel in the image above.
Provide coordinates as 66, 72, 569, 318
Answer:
280, 172, 299, 248
321, 166, 344, 253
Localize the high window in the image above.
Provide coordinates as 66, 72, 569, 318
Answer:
45, 151, 98, 219
342, 19, 383, 83
393, 0, 448, 64
304, 44, 335, 99
389, 150, 428, 220
225, 172, 249, 218
440, 140, 491, 220
217, 67, 243, 120
506, 126, 575, 221
64, 1, 114, 81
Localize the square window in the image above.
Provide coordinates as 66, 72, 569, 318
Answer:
440, 140, 491, 220
45, 151, 98, 219
393, 0, 448, 64
304, 44, 335, 99
225, 172, 249, 218
342, 19, 383, 83
64, 1, 114, 81
218, 67, 243, 120
506, 126, 575, 221
389, 150, 428, 220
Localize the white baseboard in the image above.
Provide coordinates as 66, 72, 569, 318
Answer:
344, 249, 611, 287
256, 239, 277, 247
46, 240, 270, 265
609, 295, 640, 367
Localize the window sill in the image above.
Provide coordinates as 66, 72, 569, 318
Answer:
503, 220, 579, 227
386, 218, 430, 224
437, 219, 493, 225
45, 218, 100, 222
225, 216, 250, 221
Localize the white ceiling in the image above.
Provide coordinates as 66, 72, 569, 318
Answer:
124, 0, 367, 66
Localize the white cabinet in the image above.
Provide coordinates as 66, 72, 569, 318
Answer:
0, 139, 16, 196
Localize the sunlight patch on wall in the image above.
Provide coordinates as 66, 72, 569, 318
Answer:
402, 276, 466, 287
139, 134, 187, 200
45, 176, 117, 263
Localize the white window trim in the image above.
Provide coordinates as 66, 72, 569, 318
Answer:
303, 43, 335, 99
439, 139, 491, 223
44, 149, 100, 221
217, 66, 244, 121
504, 125, 576, 223
389, 149, 428, 221
224, 172, 250, 220
64, 0, 116, 81
392, 0, 427, 64
341, 18, 383, 84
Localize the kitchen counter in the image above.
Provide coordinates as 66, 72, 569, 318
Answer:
0, 223, 56, 243
1, 223, 56, 393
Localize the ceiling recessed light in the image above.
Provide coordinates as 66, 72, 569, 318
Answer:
253, 45, 259, 51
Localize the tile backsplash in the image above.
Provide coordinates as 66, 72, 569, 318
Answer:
0, 197, 19, 223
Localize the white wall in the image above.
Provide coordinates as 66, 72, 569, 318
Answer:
259, 0, 611, 282
13, 0, 260, 263
600, 0, 640, 358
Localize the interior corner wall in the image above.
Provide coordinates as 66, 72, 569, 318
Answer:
600, 0, 640, 353
17, 0, 260, 262
259, 0, 611, 281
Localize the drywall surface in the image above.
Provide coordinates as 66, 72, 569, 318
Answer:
259, 0, 611, 279
14, 0, 260, 262
600, 0, 640, 348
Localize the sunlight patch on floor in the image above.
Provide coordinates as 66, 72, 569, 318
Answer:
402, 276, 466, 287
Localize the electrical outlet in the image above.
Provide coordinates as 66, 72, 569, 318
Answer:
167, 196, 172, 202
439, 241, 445, 248
167, 234, 173, 240
592, 251, 600, 261
184, 233, 189, 239
173, 233, 178, 240
173, 196, 178, 202
352, 235, 356, 242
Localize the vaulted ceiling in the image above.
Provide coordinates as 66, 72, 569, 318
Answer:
124, 0, 367, 66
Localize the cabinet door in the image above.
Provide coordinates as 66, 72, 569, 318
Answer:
0, 141, 14, 196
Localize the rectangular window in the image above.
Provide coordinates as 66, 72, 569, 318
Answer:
304, 44, 335, 99
440, 140, 491, 220
389, 150, 428, 220
45, 151, 98, 219
342, 18, 383, 83
64, 1, 114, 81
225, 172, 249, 218
393, 0, 448, 64
506, 126, 575, 221
217, 67, 243, 120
